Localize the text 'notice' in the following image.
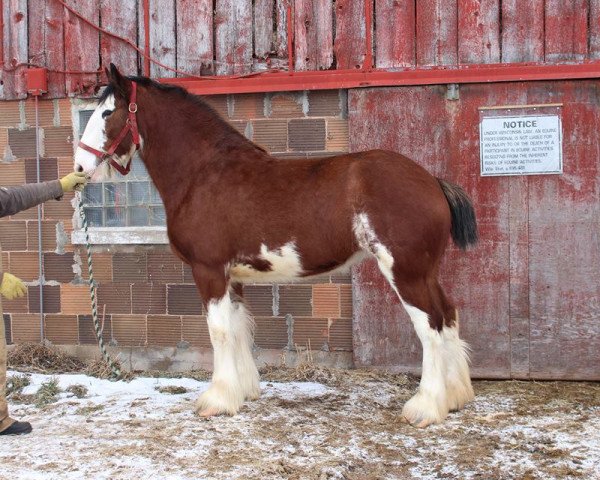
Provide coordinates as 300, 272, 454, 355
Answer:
479, 114, 562, 176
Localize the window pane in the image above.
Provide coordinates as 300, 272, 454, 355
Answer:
130, 155, 149, 180
105, 207, 127, 227
83, 207, 103, 227
83, 183, 103, 206
150, 185, 162, 204
129, 206, 149, 226
128, 182, 150, 205
104, 182, 127, 206
150, 206, 166, 226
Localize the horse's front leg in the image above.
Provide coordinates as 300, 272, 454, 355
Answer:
192, 265, 259, 417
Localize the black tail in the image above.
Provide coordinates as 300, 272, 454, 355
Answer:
437, 179, 478, 250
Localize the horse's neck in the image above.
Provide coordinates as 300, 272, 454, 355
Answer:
135, 91, 260, 211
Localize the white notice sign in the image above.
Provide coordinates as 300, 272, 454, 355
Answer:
479, 114, 562, 176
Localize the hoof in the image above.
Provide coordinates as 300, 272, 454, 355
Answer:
198, 407, 221, 418
195, 380, 244, 417
402, 391, 448, 428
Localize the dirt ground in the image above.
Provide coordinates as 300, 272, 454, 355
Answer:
1, 361, 598, 480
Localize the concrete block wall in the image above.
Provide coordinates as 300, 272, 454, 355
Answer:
0, 90, 353, 359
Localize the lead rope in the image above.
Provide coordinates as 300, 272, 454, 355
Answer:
76, 190, 122, 380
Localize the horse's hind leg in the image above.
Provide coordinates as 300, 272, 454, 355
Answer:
435, 283, 474, 411
368, 247, 447, 426
395, 281, 449, 427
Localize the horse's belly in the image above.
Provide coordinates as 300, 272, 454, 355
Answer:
229, 242, 367, 284
230, 242, 303, 283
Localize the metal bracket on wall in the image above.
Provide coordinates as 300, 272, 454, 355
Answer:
446, 83, 459, 101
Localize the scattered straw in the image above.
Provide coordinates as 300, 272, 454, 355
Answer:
6, 373, 30, 397
85, 357, 133, 381
156, 386, 188, 395
66, 384, 89, 399
8, 343, 85, 373
35, 378, 61, 407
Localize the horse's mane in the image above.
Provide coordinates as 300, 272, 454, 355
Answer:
100, 75, 267, 153
100, 75, 211, 111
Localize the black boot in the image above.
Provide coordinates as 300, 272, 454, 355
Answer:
0, 421, 32, 435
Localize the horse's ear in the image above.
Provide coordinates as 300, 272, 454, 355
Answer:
107, 63, 130, 100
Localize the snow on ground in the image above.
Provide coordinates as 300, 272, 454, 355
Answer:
1, 370, 599, 479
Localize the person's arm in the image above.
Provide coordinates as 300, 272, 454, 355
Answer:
0, 181, 63, 218
0, 173, 87, 218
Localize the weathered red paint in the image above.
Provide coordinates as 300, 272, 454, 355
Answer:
294, 0, 333, 71
591, 0, 600, 60
166, 62, 600, 95
416, 0, 458, 66
458, 0, 500, 64
64, 0, 99, 96
334, 0, 366, 70
100, 0, 137, 83
545, 0, 589, 62
142, 0, 150, 76
374, 0, 415, 68
5, 0, 600, 99
176, 0, 213, 76
137, 0, 176, 78
350, 81, 600, 380
275, 0, 290, 58
0, 0, 27, 100
28, 0, 65, 98
500, 0, 544, 62
254, 0, 273, 59
215, 0, 252, 75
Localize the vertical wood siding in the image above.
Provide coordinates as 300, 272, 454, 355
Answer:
416, 0, 458, 66
254, 0, 274, 60
100, 0, 138, 82
374, 0, 415, 68
275, 0, 290, 58
591, 0, 600, 59
500, 0, 544, 62
544, 0, 589, 62
1, 0, 28, 100
64, 0, 99, 96
4, 0, 600, 98
28, 0, 65, 98
350, 81, 600, 380
294, 0, 333, 71
334, 0, 366, 70
215, 0, 253, 75
137, 0, 176, 78
176, 0, 213, 76
458, 0, 500, 64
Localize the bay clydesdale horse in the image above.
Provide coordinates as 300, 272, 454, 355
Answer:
75, 64, 478, 428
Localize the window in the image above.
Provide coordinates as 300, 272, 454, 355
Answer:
72, 104, 168, 245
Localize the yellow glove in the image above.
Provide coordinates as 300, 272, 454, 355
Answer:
0, 273, 27, 300
60, 172, 88, 193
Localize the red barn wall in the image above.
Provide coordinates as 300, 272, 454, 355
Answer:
349, 81, 600, 380
2, 0, 599, 378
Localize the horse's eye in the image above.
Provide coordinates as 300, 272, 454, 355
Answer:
102, 109, 113, 119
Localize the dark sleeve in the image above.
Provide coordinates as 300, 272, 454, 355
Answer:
0, 181, 63, 218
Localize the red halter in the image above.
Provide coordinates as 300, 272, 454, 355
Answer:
79, 81, 140, 176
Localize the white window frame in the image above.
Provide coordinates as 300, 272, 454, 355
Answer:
70, 98, 168, 245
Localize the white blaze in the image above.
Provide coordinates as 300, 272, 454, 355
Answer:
74, 95, 115, 176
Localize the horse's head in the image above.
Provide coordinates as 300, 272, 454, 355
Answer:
74, 64, 140, 180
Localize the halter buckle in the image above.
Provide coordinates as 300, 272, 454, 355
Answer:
128, 103, 138, 113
